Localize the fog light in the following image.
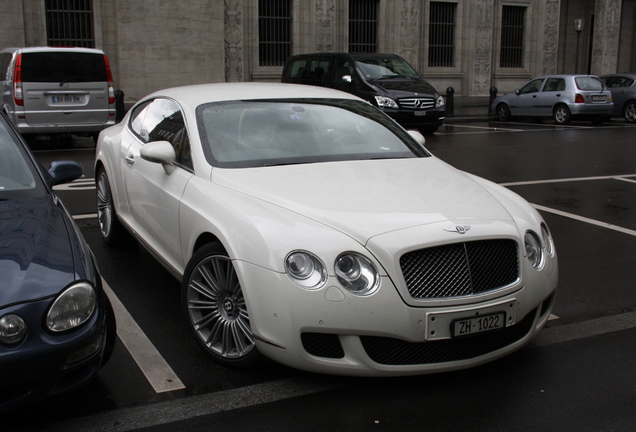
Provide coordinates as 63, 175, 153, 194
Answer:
0, 314, 27, 344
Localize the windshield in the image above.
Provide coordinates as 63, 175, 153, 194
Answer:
354, 56, 420, 80
197, 99, 429, 168
0, 116, 44, 200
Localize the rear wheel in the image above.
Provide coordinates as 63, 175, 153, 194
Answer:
496, 104, 511, 121
182, 243, 261, 368
553, 105, 571, 125
624, 101, 636, 123
96, 167, 126, 245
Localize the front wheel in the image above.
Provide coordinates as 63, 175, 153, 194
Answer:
182, 243, 261, 368
624, 101, 636, 123
553, 105, 572, 125
496, 104, 511, 121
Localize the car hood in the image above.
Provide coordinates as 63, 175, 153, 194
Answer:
212, 158, 513, 244
0, 196, 75, 306
369, 78, 438, 97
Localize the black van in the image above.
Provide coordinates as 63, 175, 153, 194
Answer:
282, 53, 445, 134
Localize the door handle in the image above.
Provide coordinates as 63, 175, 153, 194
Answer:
125, 155, 135, 166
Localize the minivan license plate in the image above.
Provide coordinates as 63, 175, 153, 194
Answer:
452, 312, 505, 337
52, 95, 81, 103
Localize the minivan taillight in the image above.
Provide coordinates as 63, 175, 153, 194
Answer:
574, 94, 585, 103
14, 54, 24, 106
103, 54, 115, 104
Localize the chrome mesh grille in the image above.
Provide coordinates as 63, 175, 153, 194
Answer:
400, 240, 519, 299
398, 97, 435, 109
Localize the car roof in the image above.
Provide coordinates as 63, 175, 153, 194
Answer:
0, 46, 105, 55
144, 82, 366, 106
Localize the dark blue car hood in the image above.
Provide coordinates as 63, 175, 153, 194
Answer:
0, 196, 75, 306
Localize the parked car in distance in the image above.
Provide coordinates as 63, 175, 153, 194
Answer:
282, 52, 445, 135
95, 82, 557, 377
0, 46, 116, 142
492, 74, 613, 125
600, 73, 636, 123
0, 111, 116, 412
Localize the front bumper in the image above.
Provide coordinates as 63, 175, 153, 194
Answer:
236, 259, 557, 377
382, 107, 446, 130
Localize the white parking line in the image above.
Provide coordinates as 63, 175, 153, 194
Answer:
500, 174, 636, 187
532, 203, 636, 237
102, 280, 186, 393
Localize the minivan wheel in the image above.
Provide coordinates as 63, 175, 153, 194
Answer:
624, 101, 636, 123
553, 105, 571, 125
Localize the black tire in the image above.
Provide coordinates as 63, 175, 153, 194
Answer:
496, 104, 511, 121
182, 243, 261, 368
553, 105, 572, 125
624, 101, 636, 123
96, 167, 127, 246
101, 294, 117, 368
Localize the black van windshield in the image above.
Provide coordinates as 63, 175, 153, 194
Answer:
353, 56, 420, 80
20, 52, 107, 83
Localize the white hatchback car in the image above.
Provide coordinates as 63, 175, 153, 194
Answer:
95, 83, 558, 376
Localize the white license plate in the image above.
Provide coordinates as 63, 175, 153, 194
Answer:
591, 95, 606, 102
52, 95, 82, 103
452, 312, 505, 337
414, 111, 427, 116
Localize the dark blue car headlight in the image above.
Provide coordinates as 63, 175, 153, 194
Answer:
0, 314, 27, 344
46, 282, 97, 332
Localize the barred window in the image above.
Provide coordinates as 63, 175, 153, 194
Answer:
428, 2, 456, 67
259, 0, 292, 66
500, 6, 525, 68
45, 0, 95, 48
349, 0, 379, 53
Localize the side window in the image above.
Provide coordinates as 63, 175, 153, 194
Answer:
519, 78, 544, 94
543, 78, 565, 92
334, 58, 355, 82
287, 59, 307, 79
129, 100, 153, 142
307, 59, 330, 81
143, 98, 193, 170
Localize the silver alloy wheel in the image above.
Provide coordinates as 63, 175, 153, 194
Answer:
185, 254, 255, 361
554, 105, 571, 124
624, 102, 636, 123
96, 170, 114, 239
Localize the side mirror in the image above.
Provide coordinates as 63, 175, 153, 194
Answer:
140, 141, 176, 165
515, 89, 520, 95
341, 74, 353, 84
407, 130, 426, 146
48, 160, 84, 186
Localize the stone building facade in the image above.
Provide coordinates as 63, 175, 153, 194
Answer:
2, 0, 635, 105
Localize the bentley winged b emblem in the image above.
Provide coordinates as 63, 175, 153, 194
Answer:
444, 226, 471, 234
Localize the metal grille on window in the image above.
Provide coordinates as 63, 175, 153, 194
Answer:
259, 0, 292, 66
349, 0, 379, 53
45, 0, 95, 48
428, 2, 456, 67
500, 6, 525, 68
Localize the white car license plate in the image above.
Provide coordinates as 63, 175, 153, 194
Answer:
52, 95, 82, 103
414, 111, 427, 116
591, 95, 606, 102
452, 312, 505, 337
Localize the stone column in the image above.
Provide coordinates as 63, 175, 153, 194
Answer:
472, 0, 494, 95
225, 0, 244, 82
591, 0, 622, 75
316, 0, 336, 52
398, 0, 419, 67
540, 0, 560, 75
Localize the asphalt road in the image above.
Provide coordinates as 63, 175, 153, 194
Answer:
6, 118, 636, 432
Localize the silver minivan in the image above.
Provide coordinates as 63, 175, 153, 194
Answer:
0, 46, 116, 140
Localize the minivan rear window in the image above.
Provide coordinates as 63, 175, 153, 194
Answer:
20, 52, 107, 83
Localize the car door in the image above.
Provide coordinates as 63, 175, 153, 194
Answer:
536, 77, 566, 116
122, 98, 194, 271
603, 75, 632, 116
510, 78, 544, 116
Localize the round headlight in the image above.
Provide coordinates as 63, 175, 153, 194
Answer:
335, 252, 380, 296
0, 314, 27, 344
285, 251, 327, 290
46, 282, 97, 332
524, 231, 544, 269
541, 223, 555, 257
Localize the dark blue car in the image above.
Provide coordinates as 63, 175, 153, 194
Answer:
0, 112, 116, 412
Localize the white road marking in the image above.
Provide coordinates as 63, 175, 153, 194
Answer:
53, 177, 96, 191
500, 174, 636, 187
532, 204, 636, 237
102, 280, 186, 393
